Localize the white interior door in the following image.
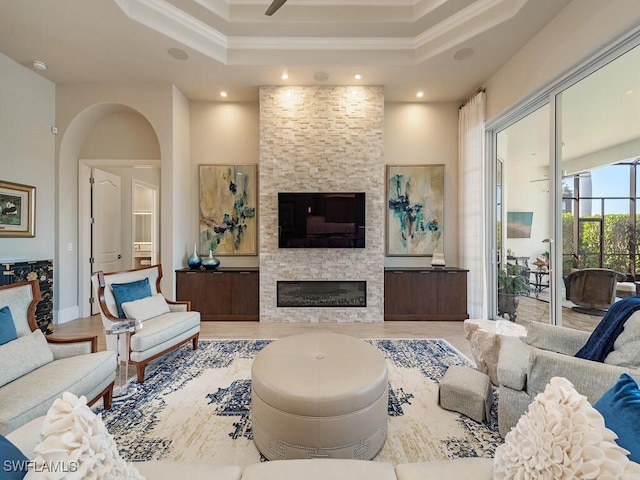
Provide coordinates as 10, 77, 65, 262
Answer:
92, 167, 122, 276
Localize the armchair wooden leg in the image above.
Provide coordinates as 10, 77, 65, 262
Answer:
137, 364, 146, 383
103, 384, 113, 410
193, 334, 199, 350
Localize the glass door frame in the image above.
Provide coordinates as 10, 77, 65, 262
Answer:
486, 28, 640, 326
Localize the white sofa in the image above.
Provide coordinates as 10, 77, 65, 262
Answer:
6, 415, 493, 480
497, 320, 640, 437
0, 280, 116, 436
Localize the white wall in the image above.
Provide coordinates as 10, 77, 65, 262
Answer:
0, 52, 55, 262
80, 111, 160, 159
384, 102, 460, 267
190, 101, 260, 268
485, 0, 640, 122
55, 84, 177, 320
169, 86, 192, 297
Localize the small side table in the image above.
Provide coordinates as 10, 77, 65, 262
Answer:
105, 319, 142, 401
530, 268, 549, 299
463, 319, 527, 385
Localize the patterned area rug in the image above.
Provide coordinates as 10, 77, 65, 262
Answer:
95, 339, 502, 468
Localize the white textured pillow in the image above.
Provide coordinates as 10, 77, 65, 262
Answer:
26, 392, 144, 480
494, 376, 640, 479
0, 329, 53, 387
121, 293, 169, 321
604, 311, 640, 368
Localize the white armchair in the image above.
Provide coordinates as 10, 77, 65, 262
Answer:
92, 264, 200, 383
497, 321, 640, 437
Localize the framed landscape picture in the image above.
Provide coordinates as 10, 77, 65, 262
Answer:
0, 180, 35, 237
199, 164, 257, 255
386, 164, 444, 256
507, 211, 533, 238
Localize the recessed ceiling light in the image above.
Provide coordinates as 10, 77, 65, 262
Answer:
167, 47, 189, 60
281, 72, 289, 80
354, 73, 363, 80
416, 91, 424, 98
32, 60, 47, 71
220, 91, 228, 98
453, 47, 474, 61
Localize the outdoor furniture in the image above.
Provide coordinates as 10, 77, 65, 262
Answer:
92, 264, 200, 382
564, 268, 626, 314
251, 332, 388, 460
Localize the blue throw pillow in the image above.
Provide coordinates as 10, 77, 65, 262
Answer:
0, 434, 28, 479
110, 278, 152, 318
594, 373, 640, 463
0, 306, 17, 345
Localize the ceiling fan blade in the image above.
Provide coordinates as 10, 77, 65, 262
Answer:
265, 0, 287, 16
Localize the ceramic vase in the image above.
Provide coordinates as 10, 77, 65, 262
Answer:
202, 249, 220, 269
187, 243, 202, 269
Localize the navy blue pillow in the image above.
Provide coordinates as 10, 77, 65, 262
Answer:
594, 373, 640, 463
0, 434, 28, 479
110, 278, 152, 318
0, 306, 17, 345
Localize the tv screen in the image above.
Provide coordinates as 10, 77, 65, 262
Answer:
278, 192, 366, 248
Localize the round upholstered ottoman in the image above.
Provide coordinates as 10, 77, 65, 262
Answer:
251, 332, 388, 460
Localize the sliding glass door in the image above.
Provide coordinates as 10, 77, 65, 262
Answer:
494, 104, 552, 324
489, 36, 640, 327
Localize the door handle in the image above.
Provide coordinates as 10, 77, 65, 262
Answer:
117, 254, 122, 259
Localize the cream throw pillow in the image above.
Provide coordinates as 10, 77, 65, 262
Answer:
494, 376, 640, 479
0, 329, 54, 387
26, 392, 144, 480
121, 293, 169, 321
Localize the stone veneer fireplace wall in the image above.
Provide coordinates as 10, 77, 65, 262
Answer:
259, 86, 385, 322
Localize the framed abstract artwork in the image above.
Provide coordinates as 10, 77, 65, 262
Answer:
386, 165, 444, 256
0, 180, 35, 237
199, 164, 257, 255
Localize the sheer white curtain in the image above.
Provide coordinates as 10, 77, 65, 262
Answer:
458, 90, 488, 318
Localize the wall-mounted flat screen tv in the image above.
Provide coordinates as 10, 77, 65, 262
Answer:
278, 192, 366, 248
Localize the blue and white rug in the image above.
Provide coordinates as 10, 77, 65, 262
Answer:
95, 339, 501, 468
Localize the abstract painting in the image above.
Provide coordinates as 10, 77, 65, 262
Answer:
199, 165, 257, 255
506, 212, 533, 238
0, 180, 35, 237
386, 165, 444, 256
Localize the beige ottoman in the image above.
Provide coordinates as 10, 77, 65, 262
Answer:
251, 332, 388, 460
438, 365, 492, 423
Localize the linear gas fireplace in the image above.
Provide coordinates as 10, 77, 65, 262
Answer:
277, 281, 366, 308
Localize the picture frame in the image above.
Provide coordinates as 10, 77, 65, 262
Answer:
199, 164, 257, 255
0, 180, 35, 238
507, 211, 534, 238
386, 164, 444, 256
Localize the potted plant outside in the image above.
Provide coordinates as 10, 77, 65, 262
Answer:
497, 263, 530, 321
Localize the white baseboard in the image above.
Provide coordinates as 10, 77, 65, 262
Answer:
56, 306, 79, 324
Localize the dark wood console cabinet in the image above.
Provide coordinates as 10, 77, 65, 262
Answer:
175, 268, 259, 321
384, 267, 468, 321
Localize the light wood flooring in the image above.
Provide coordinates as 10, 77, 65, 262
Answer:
51, 297, 602, 364
52, 316, 476, 359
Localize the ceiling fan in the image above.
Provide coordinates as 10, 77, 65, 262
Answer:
265, 0, 287, 16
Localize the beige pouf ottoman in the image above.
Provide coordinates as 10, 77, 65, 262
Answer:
251, 332, 388, 460
438, 365, 492, 423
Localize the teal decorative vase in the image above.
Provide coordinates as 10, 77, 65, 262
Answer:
202, 249, 220, 269
187, 243, 202, 269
